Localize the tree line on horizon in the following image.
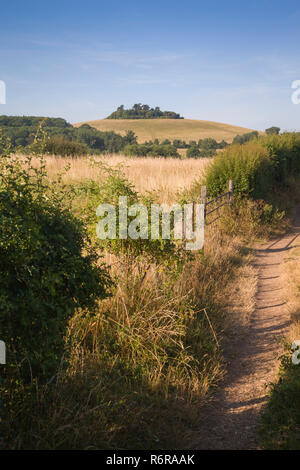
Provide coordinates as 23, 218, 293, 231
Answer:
0, 116, 137, 155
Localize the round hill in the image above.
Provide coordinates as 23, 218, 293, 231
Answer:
74, 118, 258, 144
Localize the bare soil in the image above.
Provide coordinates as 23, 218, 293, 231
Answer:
193, 209, 300, 449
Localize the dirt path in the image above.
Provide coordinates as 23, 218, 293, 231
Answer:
194, 208, 300, 450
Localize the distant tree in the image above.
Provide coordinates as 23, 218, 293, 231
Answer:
124, 130, 137, 145
265, 126, 280, 135
200, 138, 218, 150
197, 138, 227, 150
218, 139, 228, 149
198, 149, 216, 157
0, 115, 137, 154
186, 147, 200, 158
232, 131, 258, 145
173, 139, 188, 148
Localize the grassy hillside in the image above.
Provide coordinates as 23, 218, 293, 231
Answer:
74, 118, 258, 143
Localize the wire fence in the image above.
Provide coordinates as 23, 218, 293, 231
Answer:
201, 180, 234, 226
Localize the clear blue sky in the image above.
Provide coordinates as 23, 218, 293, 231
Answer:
1, 0, 300, 130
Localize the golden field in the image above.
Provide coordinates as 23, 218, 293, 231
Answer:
30, 154, 212, 203
74, 118, 257, 143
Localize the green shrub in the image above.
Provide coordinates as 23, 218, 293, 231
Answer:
232, 131, 259, 145
259, 132, 300, 185
186, 147, 200, 158
186, 146, 215, 158
265, 126, 280, 135
71, 163, 179, 261
43, 136, 89, 156
204, 141, 274, 198
0, 140, 111, 381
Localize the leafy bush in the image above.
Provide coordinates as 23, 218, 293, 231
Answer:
40, 136, 89, 156
172, 139, 189, 148
204, 141, 274, 198
198, 137, 221, 150
259, 132, 300, 185
265, 126, 280, 135
232, 131, 259, 145
186, 146, 216, 158
71, 164, 178, 261
0, 139, 111, 381
186, 147, 200, 158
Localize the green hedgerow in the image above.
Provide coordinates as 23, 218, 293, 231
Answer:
204, 141, 275, 199
0, 136, 112, 381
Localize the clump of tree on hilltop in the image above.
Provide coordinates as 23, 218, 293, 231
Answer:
106, 103, 184, 120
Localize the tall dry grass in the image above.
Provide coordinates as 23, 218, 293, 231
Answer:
27, 153, 211, 203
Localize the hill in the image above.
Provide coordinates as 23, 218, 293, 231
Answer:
74, 118, 258, 143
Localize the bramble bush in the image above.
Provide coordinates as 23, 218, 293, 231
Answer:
259, 132, 300, 185
204, 141, 274, 199
71, 162, 179, 262
40, 135, 89, 157
0, 136, 111, 381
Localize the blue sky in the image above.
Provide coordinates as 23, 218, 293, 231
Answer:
1, 0, 300, 130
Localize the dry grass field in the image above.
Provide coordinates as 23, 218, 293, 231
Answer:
74, 118, 257, 143
30, 154, 212, 203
